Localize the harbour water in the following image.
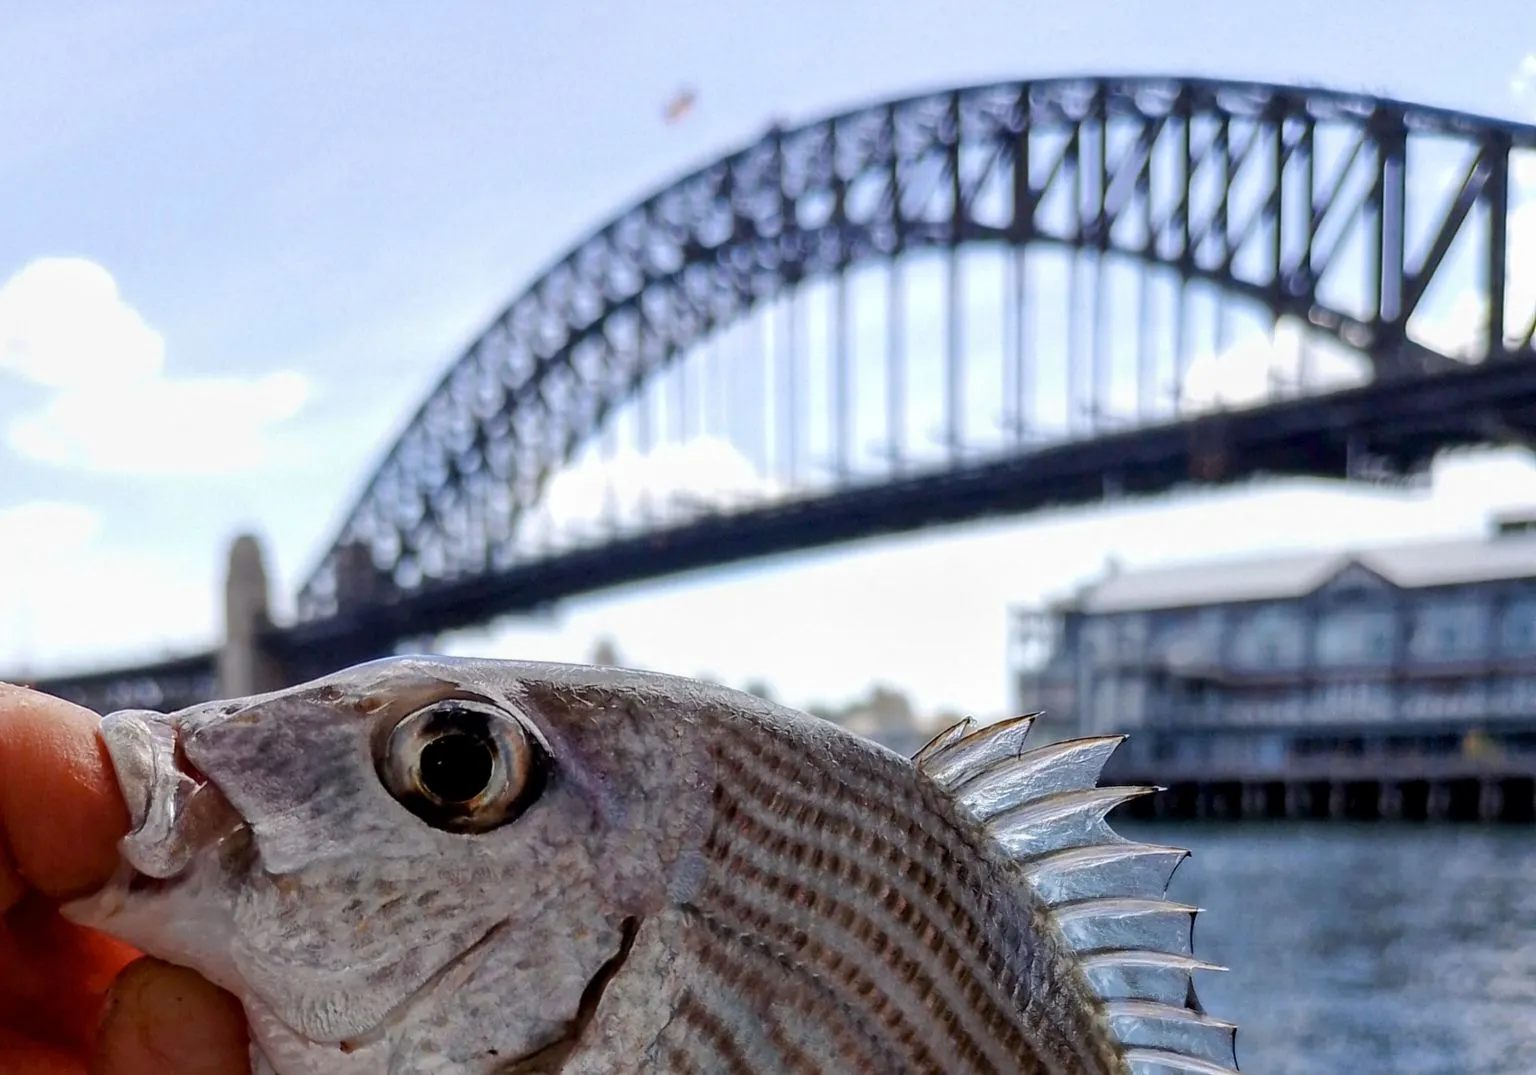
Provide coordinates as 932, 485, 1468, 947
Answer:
1127, 823, 1536, 1075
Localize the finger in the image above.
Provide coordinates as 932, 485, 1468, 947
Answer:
94, 958, 250, 1075
0, 683, 130, 902
0, 833, 23, 914
1, 893, 140, 1053
0, 1024, 85, 1075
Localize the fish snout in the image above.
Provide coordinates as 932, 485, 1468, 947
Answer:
99, 709, 238, 880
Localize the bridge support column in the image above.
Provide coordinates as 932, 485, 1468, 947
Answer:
217, 534, 287, 698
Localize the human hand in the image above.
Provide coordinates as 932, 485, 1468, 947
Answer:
0, 682, 251, 1074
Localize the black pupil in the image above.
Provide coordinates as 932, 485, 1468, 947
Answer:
418, 732, 495, 804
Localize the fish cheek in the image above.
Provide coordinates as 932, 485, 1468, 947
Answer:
388, 825, 627, 1066
234, 790, 612, 1056
228, 852, 520, 1044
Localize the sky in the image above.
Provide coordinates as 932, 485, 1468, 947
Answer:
3, 2, 1536, 719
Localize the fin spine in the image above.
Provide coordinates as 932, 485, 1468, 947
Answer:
1123, 1047, 1240, 1075
911, 716, 976, 766
910, 716, 1239, 1071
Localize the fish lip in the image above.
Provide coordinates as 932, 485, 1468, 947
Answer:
99, 709, 232, 881
61, 711, 250, 1009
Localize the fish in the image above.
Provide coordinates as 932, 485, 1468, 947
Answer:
61, 655, 1240, 1075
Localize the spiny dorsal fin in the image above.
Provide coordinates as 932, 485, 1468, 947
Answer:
913, 716, 1240, 1074
912, 714, 991, 772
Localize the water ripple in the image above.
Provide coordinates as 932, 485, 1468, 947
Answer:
1120, 823, 1536, 1075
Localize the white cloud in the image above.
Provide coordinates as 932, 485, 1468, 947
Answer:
535, 435, 781, 534
0, 500, 100, 556
9, 370, 308, 475
1179, 316, 1369, 412
0, 257, 310, 475
1516, 151, 1536, 193
0, 258, 163, 389
0, 499, 215, 674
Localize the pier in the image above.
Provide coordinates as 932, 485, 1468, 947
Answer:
1110, 756, 1536, 823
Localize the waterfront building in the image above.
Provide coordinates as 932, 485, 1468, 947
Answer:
1010, 512, 1536, 820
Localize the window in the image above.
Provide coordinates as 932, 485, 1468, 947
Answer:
1231, 604, 1308, 670
1115, 614, 1148, 659
1315, 607, 1397, 667
1408, 597, 1489, 663
1501, 598, 1536, 656
1156, 609, 1225, 669
1081, 619, 1114, 662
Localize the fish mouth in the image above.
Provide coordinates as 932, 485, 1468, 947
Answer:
98, 709, 245, 882
62, 708, 248, 929
60, 709, 251, 998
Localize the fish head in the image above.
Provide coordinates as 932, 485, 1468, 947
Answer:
63, 655, 719, 1069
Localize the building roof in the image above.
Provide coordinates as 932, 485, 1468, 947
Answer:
1075, 530, 1536, 613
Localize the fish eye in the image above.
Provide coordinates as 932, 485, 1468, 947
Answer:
378, 700, 547, 833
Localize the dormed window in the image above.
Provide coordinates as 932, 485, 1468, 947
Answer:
1315, 605, 1398, 667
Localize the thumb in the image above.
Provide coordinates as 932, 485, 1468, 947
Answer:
92, 958, 249, 1075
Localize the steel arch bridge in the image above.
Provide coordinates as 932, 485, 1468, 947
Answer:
26, 74, 1536, 710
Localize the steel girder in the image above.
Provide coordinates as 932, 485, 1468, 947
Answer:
26, 650, 218, 716
292, 76, 1536, 626
268, 358, 1536, 660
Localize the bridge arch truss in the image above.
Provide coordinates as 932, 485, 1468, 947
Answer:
16, 73, 1536, 706
0, 86, 1328, 677
293, 76, 1536, 638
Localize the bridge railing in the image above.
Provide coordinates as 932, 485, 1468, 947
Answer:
24, 649, 219, 716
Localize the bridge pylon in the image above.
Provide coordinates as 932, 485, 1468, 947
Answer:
217, 533, 287, 697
